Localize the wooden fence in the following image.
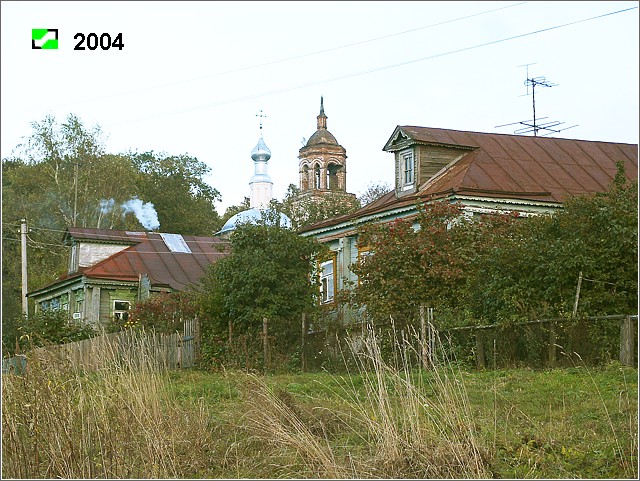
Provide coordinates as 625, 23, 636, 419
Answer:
2, 318, 200, 375
300, 313, 638, 371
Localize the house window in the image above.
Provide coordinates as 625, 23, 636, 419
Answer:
112, 300, 131, 321
402, 150, 414, 186
320, 257, 336, 304
314, 164, 322, 189
357, 246, 371, 286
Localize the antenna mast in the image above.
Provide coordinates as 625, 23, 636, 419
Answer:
496, 64, 578, 137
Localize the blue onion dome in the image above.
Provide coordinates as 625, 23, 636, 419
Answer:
251, 137, 271, 162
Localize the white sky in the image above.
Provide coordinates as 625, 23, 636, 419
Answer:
1, 1, 638, 215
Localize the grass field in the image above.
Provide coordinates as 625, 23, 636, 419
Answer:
2, 333, 637, 479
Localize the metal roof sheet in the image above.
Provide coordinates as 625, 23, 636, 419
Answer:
301, 126, 637, 233
63, 228, 148, 245
82, 233, 228, 291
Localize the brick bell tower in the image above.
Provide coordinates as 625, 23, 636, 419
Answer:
298, 97, 350, 196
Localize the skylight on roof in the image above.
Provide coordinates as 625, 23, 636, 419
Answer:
159, 233, 192, 253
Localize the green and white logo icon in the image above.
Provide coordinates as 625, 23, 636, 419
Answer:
32, 29, 58, 49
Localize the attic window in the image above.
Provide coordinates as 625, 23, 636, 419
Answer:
159, 233, 192, 253
402, 150, 414, 186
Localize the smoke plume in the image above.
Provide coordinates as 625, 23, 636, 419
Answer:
121, 197, 160, 230
99, 198, 115, 214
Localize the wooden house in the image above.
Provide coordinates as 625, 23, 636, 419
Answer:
299, 125, 638, 318
28, 228, 228, 325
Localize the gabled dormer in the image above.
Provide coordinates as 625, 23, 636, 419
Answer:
63, 228, 147, 274
383, 126, 474, 198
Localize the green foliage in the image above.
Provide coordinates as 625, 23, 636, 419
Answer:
469, 163, 638, 322
278, 184, 361, 229
107, 290, 199, 334
198, 208, 327, 368
350, 167, 637, 328
2, 114, 225, 318
2, 311, 96, 354
132, 151, 221, 235
350, 201, 516, 327
358, 181, 392, 206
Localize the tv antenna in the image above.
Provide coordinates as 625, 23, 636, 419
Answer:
496, 64, 578, 137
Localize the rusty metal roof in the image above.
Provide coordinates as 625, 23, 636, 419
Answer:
300, 126, 638, 233
63, 228, 148, 245
32, 230, 229, 294
83, 233, 229, 290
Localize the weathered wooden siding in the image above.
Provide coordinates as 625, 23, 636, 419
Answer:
78, 243, 129, 269
416, 145, 468, 185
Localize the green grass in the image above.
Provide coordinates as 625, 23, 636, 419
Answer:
161, 362, 637, 478
3, 335, 637, 478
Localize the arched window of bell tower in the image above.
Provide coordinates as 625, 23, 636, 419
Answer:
314, 164, 321, 190
327, 163, 342, 191
301, 165, 310, 190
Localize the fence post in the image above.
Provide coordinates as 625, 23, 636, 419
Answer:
476, 329, 485, 370
301, 313, 307, 373
428, 307, 435, 368
420, 305, 428, 370
548, 321, 556, 368
620, 315, 634, 366
263, 317, 269, 371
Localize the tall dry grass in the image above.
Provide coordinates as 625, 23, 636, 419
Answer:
1, 330, 214, 479
243, 322, 492, 478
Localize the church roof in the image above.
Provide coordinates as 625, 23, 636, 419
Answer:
305, 128, 340, 147
217, 208, 292, 235
300, 96, 345, 151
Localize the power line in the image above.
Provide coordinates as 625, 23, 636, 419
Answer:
11, 2, 528, 116
108, 5, 638, 128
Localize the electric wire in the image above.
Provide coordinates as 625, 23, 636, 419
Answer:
107, 5, 638, 128
11, 2, 528, 115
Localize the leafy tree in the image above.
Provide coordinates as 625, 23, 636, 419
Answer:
198, 208, 326, 368
358, 181, 392, 206
132, 151, 221, 235
218, 196, 251, 228
469, 163, 638, 322
349, 201, 498, 327
279, 184, 361, 229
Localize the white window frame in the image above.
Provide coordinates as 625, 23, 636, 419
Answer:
112, 299, 131, 321
319, 256, 336, 304
402, 150, 414, 188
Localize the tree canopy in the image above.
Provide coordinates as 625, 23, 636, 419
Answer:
2, 113, 223, 319
349, 166, 637, 327
198, 209, 326, 366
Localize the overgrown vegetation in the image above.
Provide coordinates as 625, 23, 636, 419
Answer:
2, 333, 214, 478
2, 310, 96, 356
3, 327, 636, 479
350, 164, 638, 329
198, 211, 327, 370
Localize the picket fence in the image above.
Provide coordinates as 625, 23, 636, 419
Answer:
2, 318, 199, 374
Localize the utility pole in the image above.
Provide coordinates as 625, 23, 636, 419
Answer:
20, 219, 28, 319
73, 161, 79, 227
